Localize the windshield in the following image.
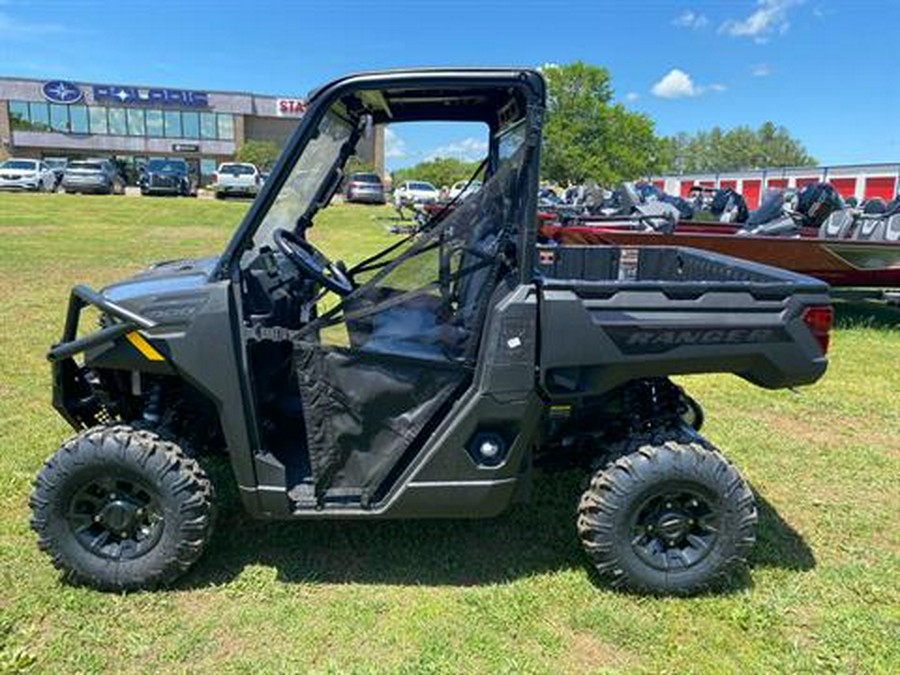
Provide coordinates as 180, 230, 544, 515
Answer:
1, 160, 37, 170
147, 159, 186, 173
410, 182, 435, 191
68, 162, 103, 171
254, 108, 354, 247
219, 164, 255, 175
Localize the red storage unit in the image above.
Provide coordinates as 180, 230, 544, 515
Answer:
680, 180, 695, 198
742, 179, 762, 209
652, 180, 665, 191
720, 180, 737, 191
830, 177, 857, 199
795, 177, 819, 189
864, 176, 896, 201
767, 178, 788, 190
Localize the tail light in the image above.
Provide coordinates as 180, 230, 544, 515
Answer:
802, 305, 833, 354
210, 172, 217, 184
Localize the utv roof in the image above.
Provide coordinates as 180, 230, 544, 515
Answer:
306, 67, 545, 124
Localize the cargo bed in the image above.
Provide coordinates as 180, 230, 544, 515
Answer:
536, 245, 831, 395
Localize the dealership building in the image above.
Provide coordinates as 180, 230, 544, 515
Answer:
0, 76, 382, 184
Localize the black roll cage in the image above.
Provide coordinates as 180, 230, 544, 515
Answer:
214, 68, 546, 285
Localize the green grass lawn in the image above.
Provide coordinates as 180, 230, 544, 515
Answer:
1, 193, 898, 674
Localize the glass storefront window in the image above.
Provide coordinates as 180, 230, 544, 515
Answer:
29, 103, 51, 130
69, 106, 89, 133
200, 113, 217, 139
182, 112, 200, 139
108, 108, 127, 136
49, 104, 69, 132
9, 101, 30, 129
217, 114, 234, 140
164, 110, 182, 138
146, 109, 164, 137
127, 108, 145, 136
88, 107, 108, 134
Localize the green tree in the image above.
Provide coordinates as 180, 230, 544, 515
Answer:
663, 122, 815, 173
391, 157, 482, 189
234, 140, 281, 170
540, 61, 665, 184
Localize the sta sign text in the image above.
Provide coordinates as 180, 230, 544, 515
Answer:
276, 98, 307, 117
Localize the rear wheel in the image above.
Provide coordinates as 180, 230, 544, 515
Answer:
30, 425, 215, 591
577, 433, 756, 595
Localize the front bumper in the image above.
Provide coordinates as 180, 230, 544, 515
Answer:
0, 178, 40, 190
143, 185, 181, 195
48, 285, 163, 428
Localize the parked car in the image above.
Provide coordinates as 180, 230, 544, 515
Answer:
393, 180, 439, 204
0, 158, 56, 192
44, 158, 68, 191
212, 162, 261, 199
139, 158, 198, 197
62, 159, 125, 195
448, 179, 482, 201
344, 172, 386, 204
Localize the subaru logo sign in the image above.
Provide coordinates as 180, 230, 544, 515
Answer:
42, 80, 84, 105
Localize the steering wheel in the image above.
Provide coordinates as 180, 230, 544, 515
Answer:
273, 228, 354, 296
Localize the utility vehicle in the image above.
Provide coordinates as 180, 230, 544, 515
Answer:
32, 68, 832, 594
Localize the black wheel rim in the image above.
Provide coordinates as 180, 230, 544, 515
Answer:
67, 475, 164, 561
630, 485, 720, 571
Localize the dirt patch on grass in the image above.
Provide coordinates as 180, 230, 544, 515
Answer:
559, 628, 640, 673
753, 409, 897, 455
0, 225, 60, 236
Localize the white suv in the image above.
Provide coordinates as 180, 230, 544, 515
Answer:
212, 163, 261, 198
0, 158, 57, 192
393, 180, 439, 204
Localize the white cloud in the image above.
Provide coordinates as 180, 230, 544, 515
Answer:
650, 69, 726, 99
0, 11, 69, 39
625, 92, 640, 102
426, 136, 488, 162
673, 10, 709, 29
751, 63, 772, 77
384, 128, 407, 159
720, 0, 803, 43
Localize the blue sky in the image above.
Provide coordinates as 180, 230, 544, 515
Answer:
1, 0, 897, 170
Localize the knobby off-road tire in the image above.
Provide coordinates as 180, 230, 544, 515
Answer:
30, 425, 215, 591
578, 433, 757, 595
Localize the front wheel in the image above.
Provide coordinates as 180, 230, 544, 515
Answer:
30, 425, 215, 591
577, 435, 757, 595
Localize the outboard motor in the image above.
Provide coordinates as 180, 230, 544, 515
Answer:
636, 182, 664, 202
795, 182, 842, 229
862, 198, 887, 215
710, 188, 749, 223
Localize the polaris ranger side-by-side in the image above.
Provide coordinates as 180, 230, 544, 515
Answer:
32, 69, 832, 594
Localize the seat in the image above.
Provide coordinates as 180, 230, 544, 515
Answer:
819, 209, 856, 239
885, 214, 900, 242
852, 216, 887, 241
